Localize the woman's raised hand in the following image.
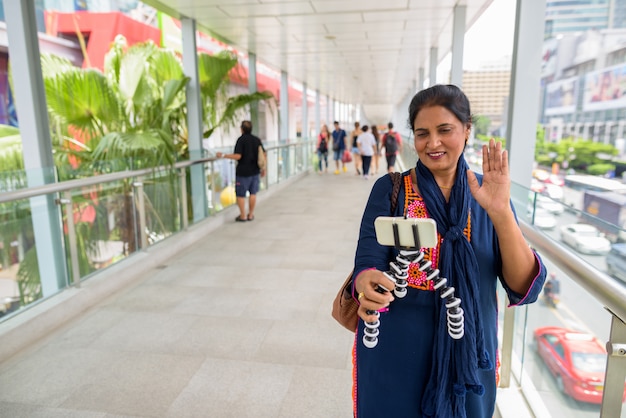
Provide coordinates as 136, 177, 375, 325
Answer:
467, 138, 511, 217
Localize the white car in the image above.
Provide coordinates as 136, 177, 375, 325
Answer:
559, 224, 612, 255
529, 193, 565, 214
543, 184, 564, 201
528, 207, 557, 230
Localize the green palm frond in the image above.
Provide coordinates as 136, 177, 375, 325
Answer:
197, 51, 238, 100
149, 49, 185, 86
44, 69, 123, 136
118, 51, 153, 108
17, 247, 42, 305
162, 78, 190, 111
40, 54, 77, 79
0, 136, 24, 171
0, 124, 20, 137
103, 34, 129, 85
92, 130, 175, 167
205, 91, 275, 139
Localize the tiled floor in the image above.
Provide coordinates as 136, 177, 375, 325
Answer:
0, 168, 380, 417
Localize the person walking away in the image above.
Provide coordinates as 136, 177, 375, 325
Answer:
332, 121, 348, 174
350, 84, 546, 417
357, 125, 376, 179
216, 120, 265, 222
317, 124, 330, 173
383, 122, 403, 173
351, 121, 363, 175
371, 125, 381, 174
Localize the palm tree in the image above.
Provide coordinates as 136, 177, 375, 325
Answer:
0, 35, 274, 302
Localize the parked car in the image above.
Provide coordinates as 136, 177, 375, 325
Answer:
606, 243, 626, 282
533, 326, 626, 404
533, 168, 550, 181
543, 184, 564, 201
546, 174, 565, 187
531, 179, 546, 193
529, 193, 565, 215
559, 223, 612, 255
528, 207, 557, 230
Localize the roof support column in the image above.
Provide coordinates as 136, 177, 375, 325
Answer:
450, 5, 466, 87
429, 47, 438, 86
280, 71, 289, 142
181, 17, 208, 221
248, 52, 259, 136
506, 0, 546, 191
315, 90, 321, 135
418, 67, 425, 91
4, 0, 67, 295
326, 96, 331, 125
302, 83, 308, 139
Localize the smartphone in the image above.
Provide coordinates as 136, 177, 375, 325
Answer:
374, 217, 438, 249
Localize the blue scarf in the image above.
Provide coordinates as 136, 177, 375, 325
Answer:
416, 157, 492, 418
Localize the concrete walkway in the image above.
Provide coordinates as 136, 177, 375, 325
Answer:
0, 166, 382, 417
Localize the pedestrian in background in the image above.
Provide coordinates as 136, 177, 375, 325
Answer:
371, 125, 381, 174
216, 120, 265, 222
357, 125, 376, 180
382, 122, 403, 173
332, 121, 348, 174
351, 121, 363, 175
317, 124, 330, 173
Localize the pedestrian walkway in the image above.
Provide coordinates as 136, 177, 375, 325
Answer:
0, 167, 384, 417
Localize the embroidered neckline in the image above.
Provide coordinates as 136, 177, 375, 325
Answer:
402, 173, 471, 290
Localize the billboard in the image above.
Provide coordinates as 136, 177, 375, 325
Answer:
583, 63, 626, 111
545, 77, 577, 115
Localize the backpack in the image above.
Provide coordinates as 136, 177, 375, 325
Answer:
384, 132, 398, 155
257, 143, 266, 170
318, 135, 328, 153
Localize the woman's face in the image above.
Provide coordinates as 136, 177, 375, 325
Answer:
413, 105, 470, 177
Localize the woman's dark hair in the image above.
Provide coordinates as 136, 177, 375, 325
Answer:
408, 84, 472, 131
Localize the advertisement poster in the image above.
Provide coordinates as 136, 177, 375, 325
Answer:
583, 63, 626, 111
545, 77, 578, 115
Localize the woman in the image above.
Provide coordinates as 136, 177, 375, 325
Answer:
317, 124, 330, 173
371, 125, 381, 174
351, 121, 363, 175
351, 84, 546, 417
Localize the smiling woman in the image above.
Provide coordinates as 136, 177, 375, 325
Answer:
349, 84, 546, 418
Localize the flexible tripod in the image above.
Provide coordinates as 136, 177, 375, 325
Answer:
363, 220, 465, 348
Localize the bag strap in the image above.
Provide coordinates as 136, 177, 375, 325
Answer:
389, 172, 403, 214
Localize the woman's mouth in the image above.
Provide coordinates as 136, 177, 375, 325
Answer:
428, 152, 446, 159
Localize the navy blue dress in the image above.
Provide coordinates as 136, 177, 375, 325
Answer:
352, 171, 546, 417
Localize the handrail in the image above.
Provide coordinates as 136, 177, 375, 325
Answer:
0, 143, 292, 204
520, 220, 626, 323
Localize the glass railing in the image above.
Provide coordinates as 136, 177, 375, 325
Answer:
2, 139, 625, 416
506, 185, 626, 418
382, 143, 626, 416
0, 139, 315, 321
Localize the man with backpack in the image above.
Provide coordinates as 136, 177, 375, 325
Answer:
383, 122, 403, 173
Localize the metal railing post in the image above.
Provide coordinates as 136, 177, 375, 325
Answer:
179, 169, 188, 230
499, 298, 516, 388
133, 179, 148, 249
58, 191, 81, 287
601, 309, 626, 417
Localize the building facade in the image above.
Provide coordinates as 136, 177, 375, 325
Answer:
462, 58, 511, 136
540, 28, 626, 155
